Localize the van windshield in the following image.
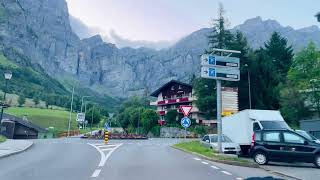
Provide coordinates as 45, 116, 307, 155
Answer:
260, 121, 290, 130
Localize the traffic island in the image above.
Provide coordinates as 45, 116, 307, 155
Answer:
172, 141, 259, 168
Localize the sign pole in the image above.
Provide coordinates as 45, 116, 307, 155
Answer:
184, 127, 187, 140
216, 79, 222, 153
67, 86, 74, 137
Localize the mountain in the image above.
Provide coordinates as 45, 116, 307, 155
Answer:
233, 16, 320, 50
1, 0, 320, 99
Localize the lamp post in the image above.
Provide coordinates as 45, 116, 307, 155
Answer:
244, 64, 252, 109
0, 71, 12, 123
80, 96, 91, 113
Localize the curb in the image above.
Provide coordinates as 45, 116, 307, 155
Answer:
0, 141, 34, 159
171, 145, 259, 168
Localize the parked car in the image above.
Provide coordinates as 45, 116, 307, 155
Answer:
200, 134, 241, 154
250, 129, 320, 168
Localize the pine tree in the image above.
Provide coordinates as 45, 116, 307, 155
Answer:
207, 3, 233, 52
264, 32, 294, 83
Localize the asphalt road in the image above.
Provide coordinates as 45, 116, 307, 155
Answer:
0, 138, 292, 180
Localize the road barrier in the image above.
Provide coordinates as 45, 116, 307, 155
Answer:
104, 131, 109, 144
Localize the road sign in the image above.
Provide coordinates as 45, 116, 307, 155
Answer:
180, 105, 193, 117
76, 113, 85, 122
104, 122, 110, 131
201, 55, 240, 68
181, 117, 191, 128
201, 66, 240, 81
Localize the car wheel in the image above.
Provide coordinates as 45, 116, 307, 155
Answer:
314, 155, 320, 168
254, 152, 268, 165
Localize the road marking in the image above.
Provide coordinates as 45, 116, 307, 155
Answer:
221, 171, 232, 175
91, 169, 101, 178
236, 178, 243, 180
210, 165, 219, 169
201, 161, 209, 165
100, 148, 115, 151
193, 158, 201, 161
88, 143, 123, 167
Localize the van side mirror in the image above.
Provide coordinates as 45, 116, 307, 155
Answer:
206, 140, 210, 143
304, 141, 308, 145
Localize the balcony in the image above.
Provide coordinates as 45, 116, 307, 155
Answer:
167, 99, 177, 104
150, 96, 195, 106
158, 111, 166, 115
157, 100, 165, 105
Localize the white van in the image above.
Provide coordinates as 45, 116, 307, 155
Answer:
222, 109, 290, 155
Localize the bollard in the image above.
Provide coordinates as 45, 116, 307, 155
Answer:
104, 131, 109, 144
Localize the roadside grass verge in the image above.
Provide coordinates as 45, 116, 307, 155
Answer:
6, 107, 78, 133
173, 141, 257, 167
0, 135, 6, 143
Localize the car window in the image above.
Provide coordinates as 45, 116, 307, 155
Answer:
255, 132, 262, 141
283, 132, 305, 144
222, 136, 232, 142
210, 136, 218, 142
202, 135, 209, 142
260, 121, 289, 130
295, 130, 317, 141
263, 132, 281, 142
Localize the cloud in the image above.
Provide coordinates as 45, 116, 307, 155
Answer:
69, 16, 176, 50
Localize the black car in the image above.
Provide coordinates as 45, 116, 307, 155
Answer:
250, 129, 320, 168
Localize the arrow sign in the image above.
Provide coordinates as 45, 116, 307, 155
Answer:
201, 54, 240, 68
180, 105, 193, 117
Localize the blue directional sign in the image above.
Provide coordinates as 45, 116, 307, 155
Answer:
208, 68, 216, 77
201, 55, 240, 68
104, 122, 110, 131
181, 117, 191, 128
208, 55, 216, 65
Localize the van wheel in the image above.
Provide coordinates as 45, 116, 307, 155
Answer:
314, 155, 320, 168
254, 152, 268, 165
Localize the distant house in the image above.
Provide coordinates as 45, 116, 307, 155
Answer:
0, 114, 51, 139
150, 80, 216, 126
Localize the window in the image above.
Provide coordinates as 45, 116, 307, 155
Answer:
255, 132, 262, 141
283, 132, 305, 144
202, 135, 209, 142
263, 132, 280, 142
178, 85, 182, 89
210, 136, 218, 142
171, 86, 175, 90
260, 121, 289, 130
253, 122, 261, 131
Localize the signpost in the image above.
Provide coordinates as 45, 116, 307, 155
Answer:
76, 113, 85, 122
104, 122, 110, 144
200, 48, 241, 153
180, 105, 193, 139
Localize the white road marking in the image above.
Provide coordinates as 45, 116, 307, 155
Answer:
100, 148, 115, 151
221, 171, 232, 175
88, 143, 123, 167
194, 158, 201, 161
236, 178, 243, 180
210, 165, 219, 169
91, 169, 101, 178
201, 161, 209, 165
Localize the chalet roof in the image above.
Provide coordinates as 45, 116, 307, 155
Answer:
150, 80, 192, 97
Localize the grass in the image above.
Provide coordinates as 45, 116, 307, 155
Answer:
173, 141, 250, 163
0, 135, 6, 143
6, 107, 78, 133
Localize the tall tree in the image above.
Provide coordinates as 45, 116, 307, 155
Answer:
264, 32, 294, 83
195, 3, 232, 118
207, 3, 233, 52
18, 95, 26, 107
287, 42, 320, 117
141, 109, 158, 134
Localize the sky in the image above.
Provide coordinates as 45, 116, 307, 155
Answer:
66, 0, 320, 42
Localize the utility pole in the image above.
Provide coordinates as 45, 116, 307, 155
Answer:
67, 86, 74, 137
91, 105, 94, 133
245, 64, 252, 109
216, 79, 222, 153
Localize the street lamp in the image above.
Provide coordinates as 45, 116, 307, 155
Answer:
244, 64, 252, 109
80, 96, 91, 113
0, 71, 12, 123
